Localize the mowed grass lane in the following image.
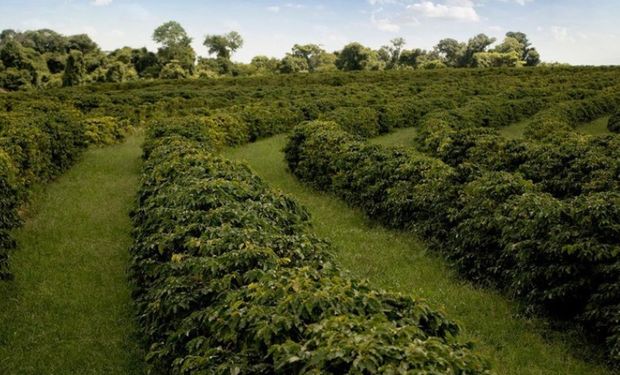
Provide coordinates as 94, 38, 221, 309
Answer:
224, 131, 613, 375
0, 135, 144, 374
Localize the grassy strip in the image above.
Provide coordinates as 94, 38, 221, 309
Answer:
578, 116, 612, 136
224, 133, 613, 375
499, 116, 612, 139
368, 126, 418, 147
0, 135, 144, 374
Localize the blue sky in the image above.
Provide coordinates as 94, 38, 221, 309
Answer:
0, 0, 618, 65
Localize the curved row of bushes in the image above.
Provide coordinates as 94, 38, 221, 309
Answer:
285, 121, 620, 365
129, 120, 492, 374
415, 121, 620, 198
0, 100, 130, 279
522, 85, 620, 139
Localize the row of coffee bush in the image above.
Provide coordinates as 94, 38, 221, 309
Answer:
610, 111, 620, 133
129, 119, 492, 374
285, 121, 620, 364
8, 67, 615, 136
414, 118, 620, 199
0, 99, 130, 279
523, 85, 620, 139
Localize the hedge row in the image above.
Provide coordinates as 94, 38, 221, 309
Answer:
523, 85, 620, 140
414, 118, 620, 199
609, 111, 620, 133
0, 102, 130, 279
285, 121, 620, 364
129, 120, 492, 374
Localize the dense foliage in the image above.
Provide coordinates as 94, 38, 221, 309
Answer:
0, 24, 542, 91
285, 122, 620, 365
609, 111, 620, 133
0, 98, 130, 279
130, 119, 491, 374
3, 66, 619, 369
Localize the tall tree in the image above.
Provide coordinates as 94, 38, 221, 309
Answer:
203, 31, 244, 60
435, 38, 465, 67
291, 44, 324, 72
463, 33, 496, 67
335, 42, 383, 71
379, 37, 406, 69
62, 50, 85, 87
153, 21, 195, 75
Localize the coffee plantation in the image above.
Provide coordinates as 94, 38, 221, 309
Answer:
1, 66, 620, 373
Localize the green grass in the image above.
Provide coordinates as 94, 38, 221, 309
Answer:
0, 135, 144, 374
224, 133, 613, 375
369, 126, 418, 147
577, 116, 612, 136
498, 120, 529, 139
499, 116, 613, 139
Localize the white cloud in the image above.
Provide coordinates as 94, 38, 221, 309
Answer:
266, 6, 280, 13
92, 0, 112, 6
551, 26, 574, 43
284, 3, 305, 9
508, 0, 533, 5
371, 12, 402, 32
407, 1, 480, 22
368, 0, 400, 4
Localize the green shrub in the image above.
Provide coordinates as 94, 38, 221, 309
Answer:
130, 122, 491, 374
608, 111, 620, 133
84, 116, 129, 145
320, 106, 380, 137
286, 121, 620, 364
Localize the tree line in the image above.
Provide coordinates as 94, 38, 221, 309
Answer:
0, 21, 541, 91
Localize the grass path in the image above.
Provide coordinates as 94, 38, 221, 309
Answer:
499, 116, 612, 139
224, 132, 612, 375
0, 135, 144, 374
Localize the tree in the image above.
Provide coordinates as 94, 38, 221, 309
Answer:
250, 55, 279, 73
291, 44, 325, 72
105, 61, 137, 82
0, 29, 17, 47
505, 31, 540, 66
463, 33, 496, 67
153, 21, 195, 75
435, 38, 465, 67
335, 42, 381, 71
278, 54, 308, 73
314, 52, 337, 72
131, 48, 159, 77
399, 48, 426, 68
506, 31, 530, 51
203, 31, 243, 60
0, 68, 32, 90
159, 59, 188, 79
525, 48, 540, 66
379, 37, 406, 69
20, 29, 67, 53
66, 34, 98, 54
473, 51, 521, 68
0, 40, 26, 68
153, 21, 192, 47
62, 50, 85, 87
494, 37, 524, 54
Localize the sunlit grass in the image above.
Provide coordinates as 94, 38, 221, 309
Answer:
577, 116, 611, 136
0, 135, 144, 375
224, 131, 613, 375
499, 116, 612, 139
369, 126, 418, 147
498, 120, 530, 139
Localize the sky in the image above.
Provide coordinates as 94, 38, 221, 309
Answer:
0, 0, 618, 65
